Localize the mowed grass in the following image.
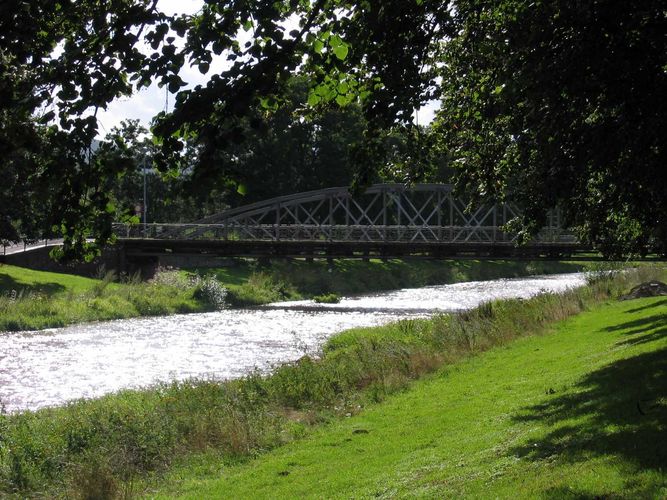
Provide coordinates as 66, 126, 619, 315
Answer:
0, 264, 207, 331
150, 296, 667, 499
0, 264, 103, 295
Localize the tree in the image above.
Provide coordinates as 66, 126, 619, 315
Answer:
185, 77, 366, 207
152, 0, 452, 187
4, 1, 664, 258
95, 120, 231, 223
0, 0, 166, 259
433, 0, 667, 256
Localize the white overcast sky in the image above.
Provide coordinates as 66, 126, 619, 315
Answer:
95, 0, 437, 137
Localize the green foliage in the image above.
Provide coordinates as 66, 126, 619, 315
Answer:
157, 0, 664, 257
94, 120, 232, 224
3, 0, 664, 260
0, 0, 167, 258
183, 77, 366, 208
584, 261, 626, 285
226, 272, 297, 306
434, 0, 666, 256
192, 275, 228, 311
313, 293, 341, 304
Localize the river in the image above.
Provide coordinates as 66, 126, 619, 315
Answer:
0, 273, 585, 413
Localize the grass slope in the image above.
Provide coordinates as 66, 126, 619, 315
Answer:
152, 296, 667, 499
0, 264, 207, 331
0, 264, 102, 295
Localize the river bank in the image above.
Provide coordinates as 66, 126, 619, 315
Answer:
152, 283, 667, 499
0, 265, 663, 497
193, 258, 588, 305
0, 258, 588, 332
0, 265, 211, 332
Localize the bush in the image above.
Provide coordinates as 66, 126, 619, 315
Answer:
150, 267, 192, 290
227, 272, 296, 306
193, 276, 228, 310
313, 293, 341, 304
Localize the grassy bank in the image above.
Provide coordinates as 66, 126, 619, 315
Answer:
0, 265, 224, 332
0, 265, 663, 497
192, 258, 588, 306
154, 283, 667, 499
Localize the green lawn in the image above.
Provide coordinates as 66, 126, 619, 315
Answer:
0, 263, 104, 295
149, 296, 667, 498
0, 264, 206, 331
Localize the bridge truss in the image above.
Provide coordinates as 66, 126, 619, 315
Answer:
115, 184, 573, 244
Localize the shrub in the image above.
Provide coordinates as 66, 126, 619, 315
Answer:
228, 272, 296, 306
313, 293, 341, 304
150, 267, 192, 290
193, 276, 228, 310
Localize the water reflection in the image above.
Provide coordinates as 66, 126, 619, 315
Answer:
0, 273, 585, 412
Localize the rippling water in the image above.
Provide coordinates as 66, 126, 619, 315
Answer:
0, 273, 585, 412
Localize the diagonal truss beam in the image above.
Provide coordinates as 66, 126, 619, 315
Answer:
139, 184, 570, 245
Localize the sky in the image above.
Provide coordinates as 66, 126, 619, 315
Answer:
95, 0, 204, 136
95, 0, 438, 137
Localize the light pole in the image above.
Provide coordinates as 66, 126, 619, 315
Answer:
143, 162, 147, 219
141, 156, 149, 236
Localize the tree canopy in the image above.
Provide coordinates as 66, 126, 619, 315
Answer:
0, 0, 164, 258
434, 0, 667, 257
1, 0, 665, 258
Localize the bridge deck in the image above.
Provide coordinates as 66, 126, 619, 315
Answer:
120, 238, 586, 260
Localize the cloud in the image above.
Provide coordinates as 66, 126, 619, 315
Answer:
157, 0, 203, 16
96, 0, 439, 136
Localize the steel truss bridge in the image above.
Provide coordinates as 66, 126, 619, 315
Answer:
113, 183, 584, 260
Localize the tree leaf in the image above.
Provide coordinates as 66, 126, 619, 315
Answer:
335, 44, 349, 60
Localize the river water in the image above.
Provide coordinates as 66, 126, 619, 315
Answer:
0, 273, 585, 413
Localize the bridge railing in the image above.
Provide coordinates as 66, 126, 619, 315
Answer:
112, 223, 577, 244
1, 239, 62, 256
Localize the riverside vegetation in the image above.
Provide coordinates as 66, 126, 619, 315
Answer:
0, 258, 586, 331
191, 258, 587, 306
0, 264, 663, 497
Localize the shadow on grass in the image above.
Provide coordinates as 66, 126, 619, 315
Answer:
539, 481, 665, 500
0, 273, 66, 296
625, 298, 667, 314
617, 328, 667, 348
510, 336, 667, 494
601, 313, 666, 335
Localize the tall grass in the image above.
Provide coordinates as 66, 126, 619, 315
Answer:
225, 271, 296, 306
0, 265, 663, 497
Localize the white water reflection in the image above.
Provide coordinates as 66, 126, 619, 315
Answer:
0, 273, 585, 412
